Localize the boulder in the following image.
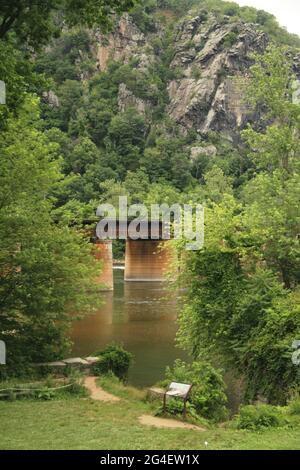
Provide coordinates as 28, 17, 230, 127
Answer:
85, 356, 101, 364
63, 357, 90, 365
190, 145, 217, 160
42, 361, 66, 367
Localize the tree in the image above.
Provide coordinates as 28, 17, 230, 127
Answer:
0, 1, 137, 47
242, 46, 300, 288
240, 288, 300, 404
243, 46, 300, 173
0, 40, 47, 127
104, 108, 146, 178
141, 135, 192, 190
176, 47, 300, 403
0, 1, 137, 125
0, 98, 101, 376
242, 172, 300, 289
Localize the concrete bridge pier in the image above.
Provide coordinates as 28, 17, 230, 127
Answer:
94, 240, 114, 290
124, 240, 171, 282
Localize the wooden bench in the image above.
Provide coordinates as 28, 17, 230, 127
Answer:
163, 382, 193, 418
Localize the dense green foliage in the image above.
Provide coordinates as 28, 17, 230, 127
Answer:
0, 97, 102, 378
288, 395, 300, 415
93, 343, 134, 380
0, 0, 299, 409
34, 26, 195, 210
176, 46, 300, 404
131, 0, 300, 46
234, 405, 287, 431
29, 1, 300, 223
0, 1, 139, 376
161, 359, 228, 422
0, 1, 137, 46
31, 0, 300, 224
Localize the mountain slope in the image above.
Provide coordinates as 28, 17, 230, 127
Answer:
36, 0, 300, 203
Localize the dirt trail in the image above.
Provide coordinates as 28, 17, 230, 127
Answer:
138, 414, 206, 431
85, 378, 205, 430
84, 377, 120, 402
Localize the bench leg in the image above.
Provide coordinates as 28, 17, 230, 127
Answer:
183, 399, 187, 419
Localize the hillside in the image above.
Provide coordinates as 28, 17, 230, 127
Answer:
35, 0, 300, 211
1, 1, 300, 452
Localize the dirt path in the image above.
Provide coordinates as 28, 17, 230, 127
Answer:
138, 414, 206, 432
84, 377, 120, 402
84, 378, 205, 430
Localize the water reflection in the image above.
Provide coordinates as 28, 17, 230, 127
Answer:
71, 269, 187, 387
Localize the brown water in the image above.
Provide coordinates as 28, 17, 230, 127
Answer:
71, 268, 188, 387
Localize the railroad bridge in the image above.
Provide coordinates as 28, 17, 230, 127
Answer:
92, 220, 173, 290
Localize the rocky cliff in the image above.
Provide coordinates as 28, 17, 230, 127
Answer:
95, 9, 272, 141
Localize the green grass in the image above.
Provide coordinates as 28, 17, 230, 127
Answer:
0, 378, 300, 450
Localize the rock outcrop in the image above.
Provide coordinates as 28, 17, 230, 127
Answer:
96, 14, 151, 72
167, 14, 268, 138
92, 8, 296, 141
190, 145, 217, 160
118, 83, 150, 116
42, 90, 60, 108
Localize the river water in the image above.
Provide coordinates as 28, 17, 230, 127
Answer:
71, 268, 188, 387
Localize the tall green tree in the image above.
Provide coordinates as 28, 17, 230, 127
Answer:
176, 46, 300, 403
0, 98, 101, 376
0, 1, 137, 46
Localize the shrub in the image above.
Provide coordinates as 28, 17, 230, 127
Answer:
35, 381, 88, 400
223, 4, 239, 17
0, 375, 87, 401
222, 32, 238, 49
36, 389, 56, 401
93, 343, 133, 381
161, 359, 228, 422
155, 398, 208, 426
235, 405, 286, 430
191, 65, 202, 81
288, 395, 300, 415
99, 372, 146, 401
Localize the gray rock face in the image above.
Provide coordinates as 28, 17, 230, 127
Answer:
190, 145, 217, 160
96, 14, 151, 71
93, 9, 297, 140
42, 90, 60, 108
167, 15, 268, 138
118, 83, 149, 115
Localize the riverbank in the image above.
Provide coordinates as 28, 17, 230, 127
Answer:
1, 377, 299, 450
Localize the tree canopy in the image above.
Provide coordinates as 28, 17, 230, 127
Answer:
176, 46, 300, 403
0, 0, 137, 46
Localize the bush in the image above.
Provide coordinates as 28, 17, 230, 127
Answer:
224, 32, 238, 47
0, 376, 88, 401
99, 372, 146, 401
93, 343, 133, 381
235, 405, 286, 430
161, 359, 228, 422
288, 395, 300, 415
155, 398, 208, 426
191, 65, 202, 80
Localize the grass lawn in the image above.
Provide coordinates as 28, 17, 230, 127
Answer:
0, 378, 299, 450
